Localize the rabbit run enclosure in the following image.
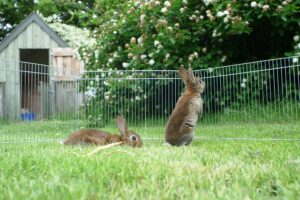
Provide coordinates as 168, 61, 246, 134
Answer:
0, 56, 299, 144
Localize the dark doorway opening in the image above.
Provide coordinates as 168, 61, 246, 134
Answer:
19, 49, 49, 119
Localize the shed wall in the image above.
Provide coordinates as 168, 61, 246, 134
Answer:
0, 82, 4, 118
0, 21, 60, 119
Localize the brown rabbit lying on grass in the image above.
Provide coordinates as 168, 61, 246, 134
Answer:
64, 115, 142, 147
165, 67, 205, 146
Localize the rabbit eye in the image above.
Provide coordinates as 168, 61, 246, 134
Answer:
130, 135, 137, 141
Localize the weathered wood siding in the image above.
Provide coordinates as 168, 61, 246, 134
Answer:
54, 81, 82, 117
51, 48, 84, 118
0, 21, 60, 119
0, 82, 4, 118
53, 48, 84, 81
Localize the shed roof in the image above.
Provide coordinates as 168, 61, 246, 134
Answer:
0, 12, 69, 53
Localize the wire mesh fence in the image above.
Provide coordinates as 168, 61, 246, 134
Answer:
0, 59, 81, 144
0, 56, 299, 144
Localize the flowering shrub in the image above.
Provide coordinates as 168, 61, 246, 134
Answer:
78, 0, 299, 124
39, 13, 96, 59
80, 0, 299, 70
80, 70, 180, 126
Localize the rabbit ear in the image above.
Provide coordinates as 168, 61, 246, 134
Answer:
188, 67, 195, 82
178, 66, 189, 85
116, 115, 128, 135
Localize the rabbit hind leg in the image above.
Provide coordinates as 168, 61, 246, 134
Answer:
167, 132, 194, 146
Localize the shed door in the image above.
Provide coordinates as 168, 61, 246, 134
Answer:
52, 48, 83, 117
52, 48, 84, 81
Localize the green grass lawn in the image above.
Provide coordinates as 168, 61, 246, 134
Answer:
1, 101, 299, 142
0, 119, 299, 199
0, 119, 299, 143
0, 140, 299, 199
0, 110, 299, 199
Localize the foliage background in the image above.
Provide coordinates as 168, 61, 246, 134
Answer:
0, 0, 299, 125
1, 0, 299, 66
76, 0, 299, 125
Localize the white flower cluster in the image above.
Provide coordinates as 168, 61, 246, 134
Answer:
83, 71, 151, 103
221, 55, 227, 63
156, 19, 168, 28
188, 52, 199, 63
148, 0, 161, 8
206, 10, 215, 21
216, 10, 229, 18
203, 0, 215, 6
282, 0, 293, 6
122, 62, 130, 68
85, 87, 96, 100
250, 1, 257, 8
39, 13, 96, 61
42, 14, 96, 49
241, 78, 247, 88
154, 40, 163, 50
149, 59, 155, 65
1, 23, 12, 31
161, 1, 172, 14
293, 35, 300, 58
250, 0, 292, 12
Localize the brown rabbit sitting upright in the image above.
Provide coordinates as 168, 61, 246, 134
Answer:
165, 67, 205, 146
64, 115, 142, 147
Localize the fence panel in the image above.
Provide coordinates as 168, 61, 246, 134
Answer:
0, 56, 299, 144
79, 57, 299, 141
0, 59, 81, 144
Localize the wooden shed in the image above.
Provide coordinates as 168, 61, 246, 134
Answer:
0, 12, 83, 120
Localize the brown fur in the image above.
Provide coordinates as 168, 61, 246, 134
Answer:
64, 115, 142, 147
165, 67, 205, 146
